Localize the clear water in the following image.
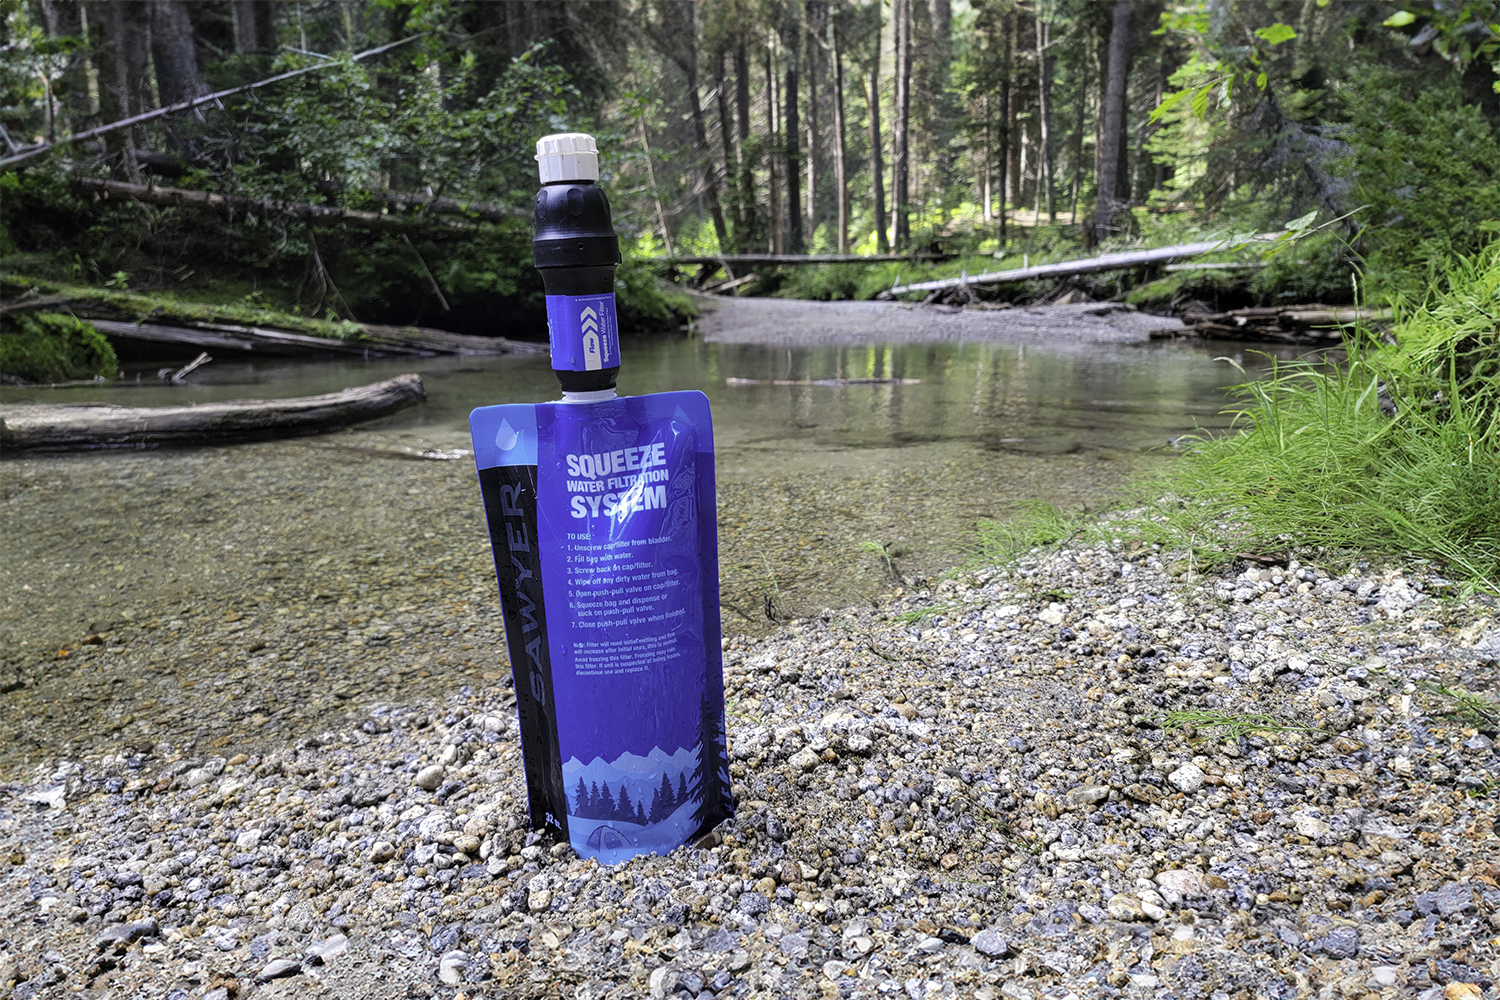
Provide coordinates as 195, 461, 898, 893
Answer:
3, 334, 1290, 624
5, 334, 1274, 459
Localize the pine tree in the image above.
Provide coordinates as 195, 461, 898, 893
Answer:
689, 686, 733, 832
634, 799, 648, 826
598, 782, 616, 820
677, 771, 689, 805
658, 773, 676, 821
617, 784, 634, 824
573, 777, 589, 816
590, 781, 602, 819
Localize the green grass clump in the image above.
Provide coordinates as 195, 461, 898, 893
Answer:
972, 501, 1086, 566
1140, 243, 1500, 587
0, 312, 118, 384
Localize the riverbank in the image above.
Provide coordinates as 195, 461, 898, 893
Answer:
693, 295, 1180, 347
1, 543, 1496, 998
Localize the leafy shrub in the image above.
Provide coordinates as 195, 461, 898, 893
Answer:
1348, 74, 1500, 298
0, 312, 118, 383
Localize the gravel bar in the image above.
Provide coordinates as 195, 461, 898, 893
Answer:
2, 543, 1498, 999
694, 297, 1180, 347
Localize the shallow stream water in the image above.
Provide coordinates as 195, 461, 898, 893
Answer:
0, 333, 1288, 768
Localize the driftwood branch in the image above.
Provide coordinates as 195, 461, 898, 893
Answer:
0, 374, 428, 451
878, 236, 1281, 298
73, 177, 483, 233
0, 35, 425, 171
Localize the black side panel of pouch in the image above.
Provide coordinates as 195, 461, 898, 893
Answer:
477, 464, 568, 842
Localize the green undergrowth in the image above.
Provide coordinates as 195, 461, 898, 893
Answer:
0, 312, 117, 384
1141, 244, 1500, 587
969, 244, 1500, 589
1, 274, 367, 341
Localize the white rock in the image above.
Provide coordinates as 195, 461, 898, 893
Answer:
1107, 894, 1147, 921
437, 950, 467, 986
414, 764, 445, 791
528, 889, 552, 913
789, 748, 820, 772
1153, 869, 1204, 900
648, 965, 677, 998
1292, 810, 1330, 837
367, 841, 396, 863
1168, 763, 1205, 793
235, 829, 262, 850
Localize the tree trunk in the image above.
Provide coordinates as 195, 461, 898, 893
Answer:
806, 1, 824, 244
89, 0, 150, 178
891, 0, 911, 250
651, 2, 729, 252
766, 41, 783, 254
997, 12, 1010, 242
1094, 0, 1131, 241
150, 0, 205, 107
927, 0, 953, 193
1036, 15, 1056, 223
831, 10, 849, 252
782, 2, 803, 253
734, 41, 753, 242
714, 48, 740, 249
231, 0, 277, 54
40, 0, 90, 133
638, 121, 675, 255
867, 17, 888, 254
1070, 33, 1089, 225
1004, 10, 1019, 218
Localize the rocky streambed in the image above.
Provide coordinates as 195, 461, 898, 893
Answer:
2, 544, 1498, 1000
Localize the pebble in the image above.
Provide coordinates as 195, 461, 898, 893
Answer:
971, 928, 1009, 956
437, 950, 467, 986
1167, 762, 1205, 792
413, 764, 445, 791
1, 544, 1496, 999
256, 958, 301, 981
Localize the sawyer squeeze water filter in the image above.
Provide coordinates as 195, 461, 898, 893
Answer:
469, 134, 733, 863
533, 132, 621, 393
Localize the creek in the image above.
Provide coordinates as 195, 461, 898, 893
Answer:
0, 332, 1294, 768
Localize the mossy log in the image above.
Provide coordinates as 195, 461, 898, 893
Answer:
0, 374, 426, 452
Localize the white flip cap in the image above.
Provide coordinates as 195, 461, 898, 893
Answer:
535, 132, 599, 183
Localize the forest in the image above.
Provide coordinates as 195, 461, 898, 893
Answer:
0, 0, 1496, 361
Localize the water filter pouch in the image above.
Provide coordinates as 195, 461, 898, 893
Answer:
546, 293, 620, 372
470, 391, 734, 863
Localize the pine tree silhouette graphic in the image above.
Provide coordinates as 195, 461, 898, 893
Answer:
688, 684, 732, 832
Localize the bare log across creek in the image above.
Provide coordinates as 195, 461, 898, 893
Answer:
0, 374, 426, 452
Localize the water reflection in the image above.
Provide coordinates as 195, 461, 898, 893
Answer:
2, 334, 1304, 622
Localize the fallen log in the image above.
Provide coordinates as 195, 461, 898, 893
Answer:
654, 252, 954, 267
878, 235, 1278, 298
72, 316, 543, 358
87, 317, 415, 356
73, 177, 484, 233
724, 377, 922, 386
0, 374, 426, 451
1159, 304, 1395, 344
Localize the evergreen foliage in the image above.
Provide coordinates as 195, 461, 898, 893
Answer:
0, 311, 117, 384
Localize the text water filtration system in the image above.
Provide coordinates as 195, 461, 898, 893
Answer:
470, 133, 734, 863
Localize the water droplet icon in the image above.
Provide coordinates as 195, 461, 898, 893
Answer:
495, 418, 520, 452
